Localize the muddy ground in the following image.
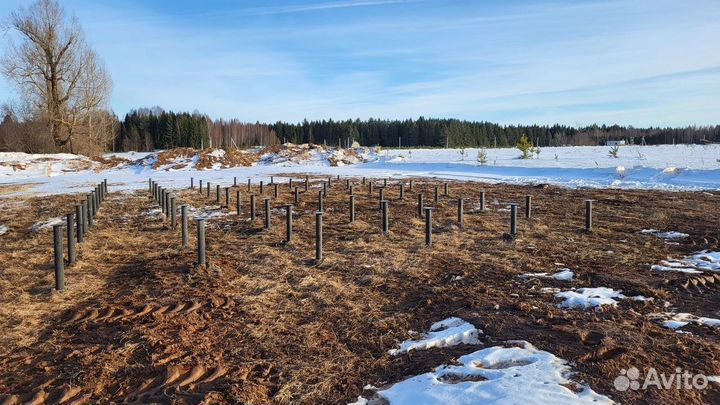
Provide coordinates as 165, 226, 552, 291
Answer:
0, 176, 719, 405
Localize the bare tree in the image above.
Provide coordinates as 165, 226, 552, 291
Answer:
1, 0, 112, 152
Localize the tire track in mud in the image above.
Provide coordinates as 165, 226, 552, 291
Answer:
0, 364, 229, 405
122, 364, 229, 404
62, 295, 237, 325
0, 193, 246, 405
1, 292, 240, 405
670, 273, 720, 292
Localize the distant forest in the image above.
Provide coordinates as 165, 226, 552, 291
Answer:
111, 109, 720, 152
271, 119, 720, 148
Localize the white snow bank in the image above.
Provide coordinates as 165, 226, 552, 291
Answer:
388, 317, 481, 355
653, 312, 720, 330
520, 268, 574, 281
368, 341, 614, 405
29, 217, 64, 232
641, 229, 689, 240
4, 144, 720, 198
651, 250, 720, 273
0, 152, 92, 178
556, 287, 651, 310
0, 152, 84, 162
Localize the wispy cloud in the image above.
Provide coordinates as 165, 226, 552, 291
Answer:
235, 0, 425, 16
0, 0, 718, 126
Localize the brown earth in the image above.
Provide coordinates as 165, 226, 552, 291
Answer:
0, 177, 719, 405
152, 148, 256, 170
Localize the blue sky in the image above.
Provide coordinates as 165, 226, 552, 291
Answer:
1, 0, 719, 126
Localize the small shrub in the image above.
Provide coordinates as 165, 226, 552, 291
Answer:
477, 148, 488, 165
608, 145, 620, 158
532, 145, 541, 158
517, 135, 533, 159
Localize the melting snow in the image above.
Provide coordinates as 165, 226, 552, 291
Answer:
0, 224, 7, 235
651, 250, 720, 273
389, 317, 481, 355
520, 268, 574, 281
30, 217, 64, 232
257, 145, 377, 167
363, 341, 614, 405
209, 149, 226, 158
640, 229, 689, 240
142, 208, 162, 218
187, 205, 229, 220
654, 313, 720, 330
556, 287, 651, 310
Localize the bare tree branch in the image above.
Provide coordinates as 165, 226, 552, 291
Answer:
1, 0, 112, 152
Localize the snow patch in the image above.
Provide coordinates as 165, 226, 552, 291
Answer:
187, 205, 229, 220
556, 287, 651, 310
208, 149, 226, 158
388, 317, 481, 355
640, 229, 689, 240
652, 312, 720, 330
142, 208, 162, 218
651, 250, 720, 273
520, 268, 574, 281
0, 224, 8, 235
30, 217, 64, 232
364, 341, 614, 405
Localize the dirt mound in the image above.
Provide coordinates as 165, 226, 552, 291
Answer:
195, 148, 255, 170
91, 155, 132, 171
141, 148, 256, 171
257, 143, 376, 166
151, 147, 197, 169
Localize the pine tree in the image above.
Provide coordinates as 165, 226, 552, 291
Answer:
517, 134, 532, 159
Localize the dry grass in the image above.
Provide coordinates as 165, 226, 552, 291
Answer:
0, 177, 719, 405
0, 183, 38, 197
91, 155, 132, 170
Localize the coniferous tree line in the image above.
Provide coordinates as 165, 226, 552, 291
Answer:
5, 107, 720, 153
116, 107, 210, 152
270, 118, 720, 148
115, 108, 278, 152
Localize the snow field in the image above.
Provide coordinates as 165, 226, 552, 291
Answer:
2, 144, 720, 198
